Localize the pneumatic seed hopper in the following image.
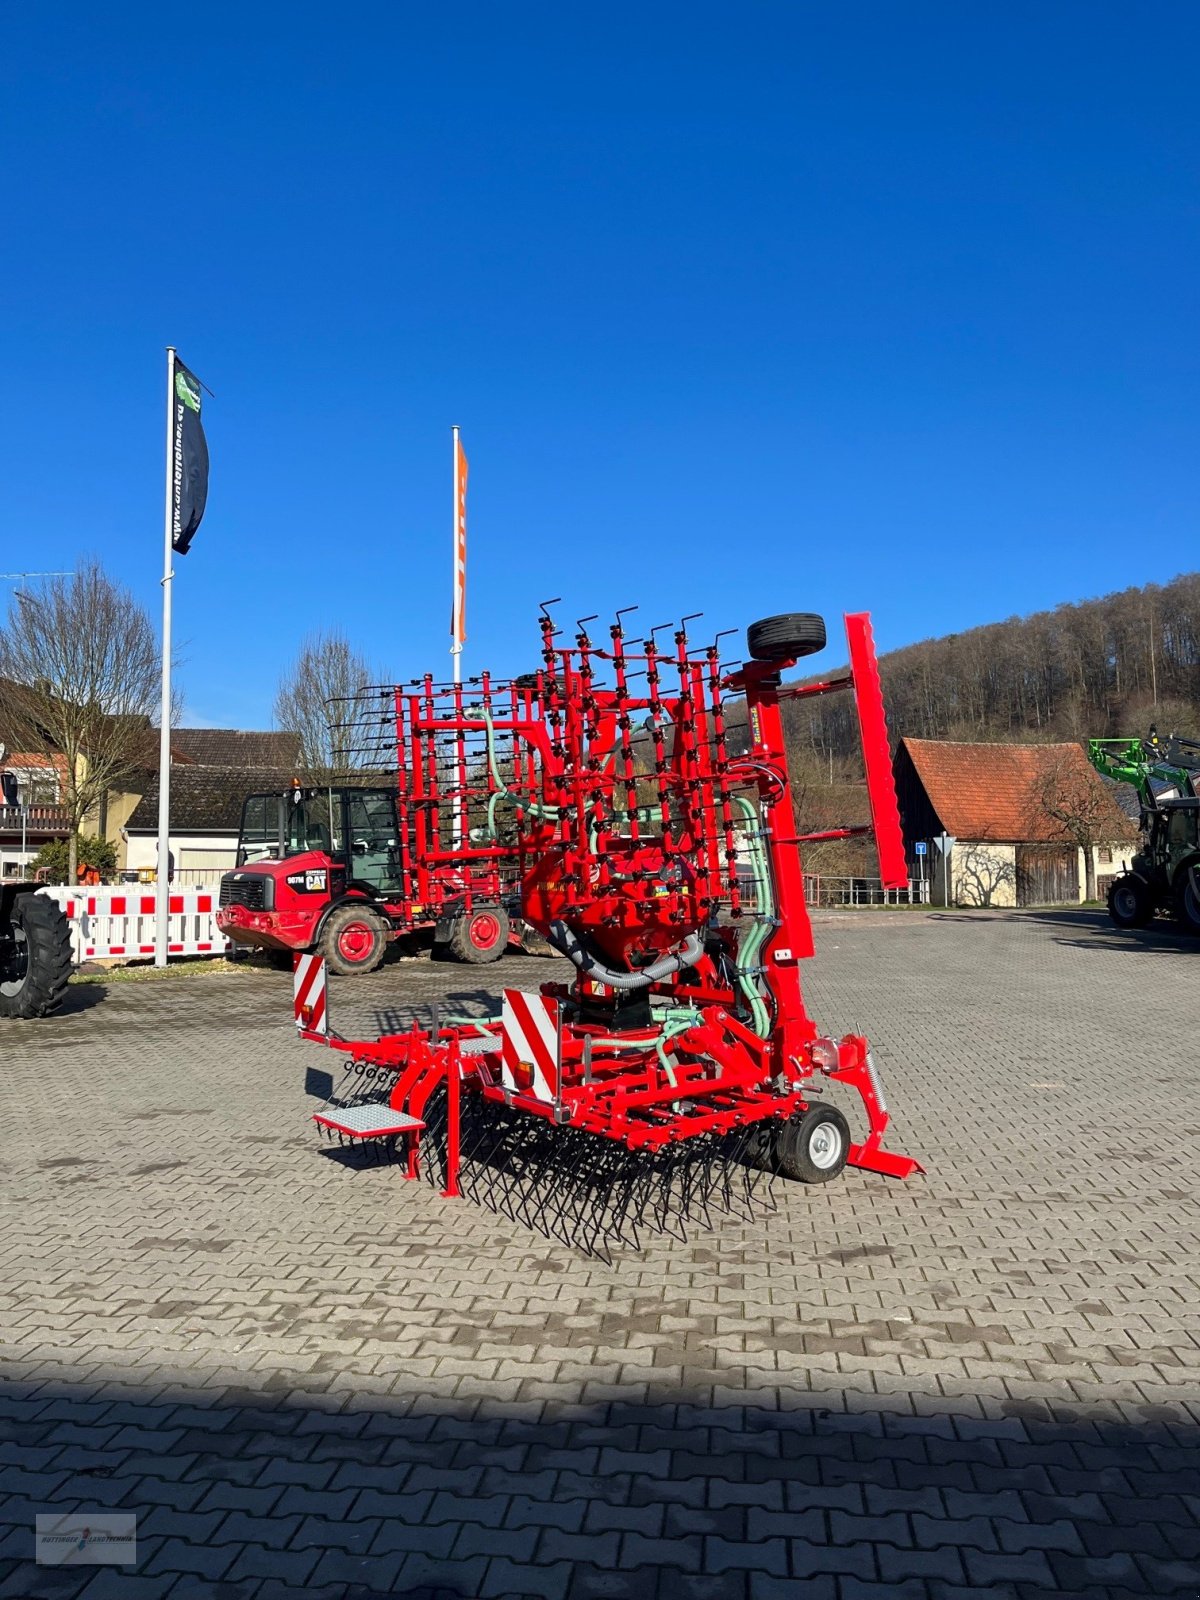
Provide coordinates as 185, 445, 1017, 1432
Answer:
293, 605, 923, 1251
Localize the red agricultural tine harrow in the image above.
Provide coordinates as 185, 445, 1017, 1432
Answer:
295, 604, 923, 1254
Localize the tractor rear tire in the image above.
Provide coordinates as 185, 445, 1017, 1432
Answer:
0, 892, 73, 1019
1107, 875, 1153, 930
777, 1104, 851, 1183
747, 612, 827, 663
321, 905, 389, 977
1175, 869, 1200, 935
449, 905, 510, 964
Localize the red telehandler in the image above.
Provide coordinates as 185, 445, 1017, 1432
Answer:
217, 781, 521, 974
216, 673, 561, 973
293, 605, 923, 1252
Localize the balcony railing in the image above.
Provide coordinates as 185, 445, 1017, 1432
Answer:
0, 804, 71, 836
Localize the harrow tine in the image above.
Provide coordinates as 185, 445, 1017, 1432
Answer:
502, 1119, 555, 1232
486, 1119, 532, 1225
561, 1127, 619, 1243
607, 1147, 647, 1253
599, 1142, 642, 1238
572, 1132, 632, 1255
673, 1134, 706, 1226
712, 1124, 761, 1219
649, 1147, 690, 1242
558, 1137, 615, 1258
513, 1130, 560, 1238
537, 1125, 591, 1243
709, 1126, 750, 1219
684, 1134, 723, 1229
457, 1103, 509, 1208
742, 1123, 783, 1214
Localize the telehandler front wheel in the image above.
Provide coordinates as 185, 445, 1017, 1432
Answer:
321, 905, 389, 976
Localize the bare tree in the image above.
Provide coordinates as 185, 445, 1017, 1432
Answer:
1034, 748, 1111, 901
274, 631, 377, 780
954, 841, 1017, 908
0, 561, 161, 882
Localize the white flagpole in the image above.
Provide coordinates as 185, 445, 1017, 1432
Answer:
154, 347, 177, 967
451, 425, 463, 849
451, 424, 462, 686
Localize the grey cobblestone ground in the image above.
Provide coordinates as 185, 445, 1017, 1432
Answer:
0, 908, 1196, 1599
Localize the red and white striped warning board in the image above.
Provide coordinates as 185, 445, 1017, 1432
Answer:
293, 952, 328, 1035
500, 988, 559, 1104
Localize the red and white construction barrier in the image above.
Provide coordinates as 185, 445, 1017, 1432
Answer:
37, 885, 230, 963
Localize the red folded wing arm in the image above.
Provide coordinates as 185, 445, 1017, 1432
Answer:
845, 612, 907, 890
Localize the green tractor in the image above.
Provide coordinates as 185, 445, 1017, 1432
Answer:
1088, 730, 1200, 933
0, 882, 73, 1018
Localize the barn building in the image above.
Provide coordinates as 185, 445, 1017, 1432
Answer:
893, 738, 1138, 907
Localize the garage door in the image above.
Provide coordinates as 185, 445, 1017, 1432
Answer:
1016, 845, 1078, 906
179, 848, 235, 874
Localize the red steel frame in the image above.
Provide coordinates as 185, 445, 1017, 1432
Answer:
302, 610, 921, 1195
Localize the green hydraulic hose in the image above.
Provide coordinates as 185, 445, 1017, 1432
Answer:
730, 795, 773, 1040
463, 710, 774, 1052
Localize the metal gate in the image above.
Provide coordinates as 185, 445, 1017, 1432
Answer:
1016, 845, 1078, 906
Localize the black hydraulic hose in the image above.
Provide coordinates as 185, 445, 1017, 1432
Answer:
547, 921, 704, 990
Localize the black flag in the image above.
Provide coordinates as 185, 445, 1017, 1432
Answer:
171, 359, 209, 555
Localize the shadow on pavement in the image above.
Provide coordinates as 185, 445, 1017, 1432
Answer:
0, 1372, 1194, 1599
1019, 908, 1198, 955
304, 1066, 334, 1101
51, 982, 108, 1017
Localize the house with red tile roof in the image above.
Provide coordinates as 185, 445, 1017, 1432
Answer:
893, 738, 1138, 907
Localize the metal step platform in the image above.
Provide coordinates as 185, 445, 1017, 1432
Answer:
457, 1035, 499, 1056
313, 1105, 426, 1140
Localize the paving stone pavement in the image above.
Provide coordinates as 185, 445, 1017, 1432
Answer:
0, 907, 1197, 1600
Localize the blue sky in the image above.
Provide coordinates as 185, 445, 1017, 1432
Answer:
1, 4, 1196, 728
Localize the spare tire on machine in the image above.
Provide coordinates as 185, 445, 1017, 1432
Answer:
747, 612, 827, 662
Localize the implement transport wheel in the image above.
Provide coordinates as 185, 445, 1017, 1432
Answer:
0, 891, 73, 1019
747, 612, 827, 663
321, 905, 389, 976
450, 905, 510, 964
777, 1104, 851, 1184
1107, 874, 1153, 930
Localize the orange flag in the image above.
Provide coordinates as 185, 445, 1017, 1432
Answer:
452, 429, 468, 650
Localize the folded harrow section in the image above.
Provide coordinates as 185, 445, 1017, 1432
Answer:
298, 604, 923, 1247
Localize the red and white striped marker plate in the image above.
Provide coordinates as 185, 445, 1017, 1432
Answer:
500, 989, 559, 1104
293, 952, 328, 1034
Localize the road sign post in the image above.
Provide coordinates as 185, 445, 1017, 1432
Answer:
914, 839, 927, 899
935, 833, 956, 906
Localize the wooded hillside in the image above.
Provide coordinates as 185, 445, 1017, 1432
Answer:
775, 572, 1199, 874
789, 572, 1200, 767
